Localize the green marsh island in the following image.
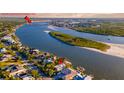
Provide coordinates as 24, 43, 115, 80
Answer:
49, 31, 110, 51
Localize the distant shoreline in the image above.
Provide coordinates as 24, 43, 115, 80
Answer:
48, 25, 124, 59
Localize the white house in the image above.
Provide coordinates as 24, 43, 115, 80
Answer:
2, 35, 15, 44
22, 76, 35, 80
55, 63, 66, 71
0, 48, 7, 53
43, 58, 53, 63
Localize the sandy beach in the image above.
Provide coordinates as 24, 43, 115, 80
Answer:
48, 25, 124, 59
82, 43, 124, 59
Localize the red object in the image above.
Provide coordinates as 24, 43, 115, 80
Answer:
24, 16, 32, 23
58, 58, 63, 64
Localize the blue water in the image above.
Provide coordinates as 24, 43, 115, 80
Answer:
16, 22, 124, 79
49, 25, 124, 44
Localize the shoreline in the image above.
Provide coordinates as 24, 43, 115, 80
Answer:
81, 43, 124, 59
48, 25, 124, 59
49, 31, 110, 51
14, 24, 75, 68
13, 23, 93, 80
49, 25, 124, 37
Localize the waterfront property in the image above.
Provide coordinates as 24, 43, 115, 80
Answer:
0, 21, 91, 80
55, 63, 66, 71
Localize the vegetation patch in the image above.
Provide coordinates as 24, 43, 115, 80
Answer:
49, 31, 110, 51
72, 23, 124, 37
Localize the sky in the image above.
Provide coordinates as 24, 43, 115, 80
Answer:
0, 13, 124, 18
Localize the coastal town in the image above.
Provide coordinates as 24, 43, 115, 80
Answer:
0, 20, 93, 80
49, 18, 101, 29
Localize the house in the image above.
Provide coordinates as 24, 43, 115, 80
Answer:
29, 49, 40, 55
39, 55, 45, 61
54, 68, 71, 80
4, 65, 19, 73
2, 35, 15, 44
73, 73, 86, 80
42, 77, 53, 80
53, 72, 66, 80
58, 58, 63, 64
0, 48, 7, 53
0, 54, 12, 62
53, 56, 57, 61
61, 68, 71, 75
2, 36, 11, 40
15, 72, 32, 80
26, 64, 39, 70
22, 75, 35, 80
44, 52, 50, 56
9, 66, 27, 76
65, 68, 77, 80
11, 56, 19, 61
64, 60, 72, 65
33, 49, 40, 53
43, 58, 53, 63
55, 63, 65, 71
73, 75, 85, 80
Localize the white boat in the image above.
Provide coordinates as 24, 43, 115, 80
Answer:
44, 30, 51, 33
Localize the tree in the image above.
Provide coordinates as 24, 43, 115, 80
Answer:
0, 70, 5, 79
31, 70, 39, 79
0, 53, 3, 58
48, 69, 55, 77
0, 69, 15, 80
44, 63, 56, 77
